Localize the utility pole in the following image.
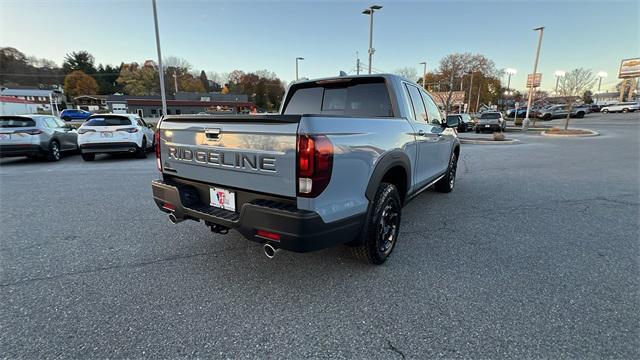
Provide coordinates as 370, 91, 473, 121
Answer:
475, 81, 481, 113
356, 52, 361, 75
467, 72, 474, 113
173, 72, 178, 94
420, 62, 427, 89
523, 26, 544, 129
596, 71, 607, 104
152, 0, 167, 116
362, 5, 382, 74
295, 57, 304, 81
554, 70, 565, 95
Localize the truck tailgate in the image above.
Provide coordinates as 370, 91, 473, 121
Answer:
158, 115, 300, 198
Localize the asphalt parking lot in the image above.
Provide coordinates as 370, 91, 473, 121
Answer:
1, 113, 638, 358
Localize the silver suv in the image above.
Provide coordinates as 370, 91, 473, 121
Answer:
600, 102, 639, 113
0, 115, 78, 161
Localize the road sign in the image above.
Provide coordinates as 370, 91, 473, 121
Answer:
527, 73, 542, 88
619, 58, 640, 79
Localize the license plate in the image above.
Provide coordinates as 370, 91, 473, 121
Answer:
485, 124, 490, 128
0, 134, 10, 140
100, 131, 113, 138
210, 187, 236, 212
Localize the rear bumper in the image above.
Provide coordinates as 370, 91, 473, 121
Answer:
0, 144, 43, 157
80, 142, 139, 154
151, 179, 365, 252
477, 123, 502, 131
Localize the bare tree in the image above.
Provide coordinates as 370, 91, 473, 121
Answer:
557, 68, 597, 130
394, 67, 419, 82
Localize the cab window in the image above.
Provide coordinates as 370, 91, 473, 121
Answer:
421, 91, 443, 126
404, 84, 428, 122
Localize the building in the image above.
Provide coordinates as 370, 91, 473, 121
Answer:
593, 92, 621, 105
103, 93, 254, 118
73, 95, 109, 112
0, 96, 39, 115
0, 87, 64, 114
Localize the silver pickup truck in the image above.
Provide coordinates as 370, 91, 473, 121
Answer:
151, 74, 460, 264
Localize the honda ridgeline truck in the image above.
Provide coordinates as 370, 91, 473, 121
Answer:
152, 74, 460, 264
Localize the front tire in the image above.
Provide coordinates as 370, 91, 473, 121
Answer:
352, 183, 402, 265
435, 151, 458, 193
46, 141, 61, 161
136, 137, 148, 158
602, 109, 609, 113
622, 108, 629, 113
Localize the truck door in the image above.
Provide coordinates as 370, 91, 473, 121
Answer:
421, 90, 453, 175
404, 83, 442, 188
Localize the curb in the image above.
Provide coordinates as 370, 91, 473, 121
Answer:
540, 129, 600, 137
459, 138, 521, 145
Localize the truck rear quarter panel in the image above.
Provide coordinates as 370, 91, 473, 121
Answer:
297, 116, 417, 223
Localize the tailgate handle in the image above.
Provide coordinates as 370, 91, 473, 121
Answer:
204, 128, 221, 141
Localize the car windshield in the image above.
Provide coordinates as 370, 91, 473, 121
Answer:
84, 116, 131, 126
480, 113, 500, 119
446, 115, 460, 125
0, 117, 36, 127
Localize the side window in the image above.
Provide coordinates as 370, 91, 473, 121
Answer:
422, 92, 443, 126
54, 118, 66, 127
136, 118, 144, 127
43, 117, 58, 128
404, 84, 428, 122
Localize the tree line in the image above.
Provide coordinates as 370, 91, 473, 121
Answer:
0, 47, 286, 111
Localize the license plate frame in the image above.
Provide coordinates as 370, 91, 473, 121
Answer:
100, 131, 113, 138
209, 187, 236, 212
485, 124, 491, 128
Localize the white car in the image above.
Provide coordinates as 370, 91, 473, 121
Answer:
600, 102, 639, 113
77, 113, 155, 161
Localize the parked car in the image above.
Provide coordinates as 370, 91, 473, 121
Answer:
77, 113, 155, 161
151, 74, 460, 265
600, 102, 640, 113
475, 111, 506, 133
0, 115, 78, 161
505, 107, 528, 119
446, 113, 474, 132
60, 109, 92, 122
537, 104, 587, 120
589, 104, 601, 113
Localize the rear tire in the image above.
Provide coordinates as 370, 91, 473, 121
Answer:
622, 108, 629, 113
351, 183, 402, 265
435, 151, 458, 193
602, 109, 609, 113
46, 141, 61, 162
136, 137, 148, 158
81, 153, 95, 161
576, 112, 585, 118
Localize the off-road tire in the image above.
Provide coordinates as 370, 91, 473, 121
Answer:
435, 151, 458, 193
46, 141, 61, 161
352, 183, 402, 265
81, 153, 95, 161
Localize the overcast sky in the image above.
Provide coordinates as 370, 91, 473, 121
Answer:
1, 0, 638, 91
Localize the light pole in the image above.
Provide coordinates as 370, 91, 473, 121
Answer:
295, 57, 304, 81
554, 70, 565, 95
362, 5, 382, 74
467, 71, 474, 113
523, 26, 544, 129
596, 71, 607, 104
503, 68, 516, 110
152, 0, 167, 117
420, 62, 427, 90
173, 72, 178, 94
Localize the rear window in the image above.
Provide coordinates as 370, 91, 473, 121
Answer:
84, 116, 131, 126
283, 78, 393, 117
480, 113, 501, 119
0, 117, 36, 128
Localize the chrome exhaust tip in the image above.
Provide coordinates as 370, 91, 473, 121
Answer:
263, 243, 279, 259
168, 213, 182, 224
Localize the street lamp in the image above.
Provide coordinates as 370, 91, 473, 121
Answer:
596, 71, 607, 105
295, 57, 304, 81
523, 26, 544, 129
420, 61, 427, 90
362, 5, 382, 74
554, 70, 565, 94
152, 0, 167, 116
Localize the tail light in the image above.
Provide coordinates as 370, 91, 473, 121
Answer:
15, 129, 43, 135
297, 134, 333, 197
155, 129, 162, 171
77, 128, 95, 134
118, 127, 139, 133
